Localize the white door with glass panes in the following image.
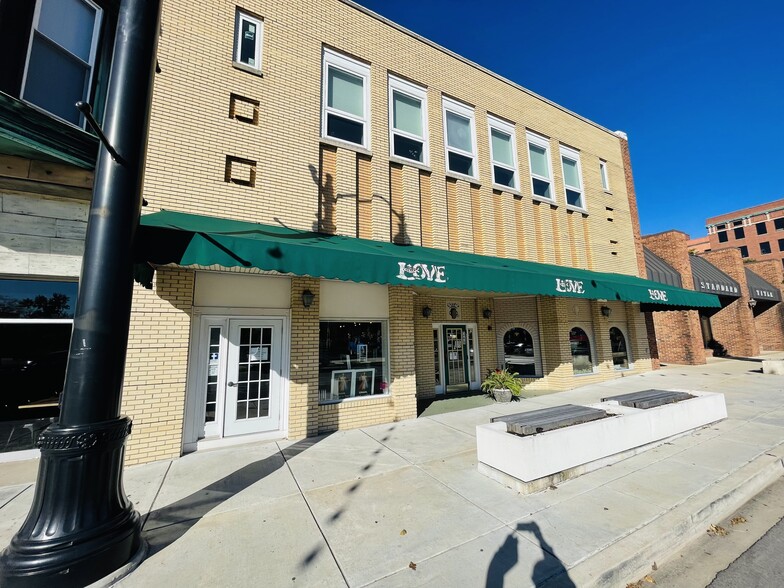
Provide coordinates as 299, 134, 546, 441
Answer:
200, 318, 283, 438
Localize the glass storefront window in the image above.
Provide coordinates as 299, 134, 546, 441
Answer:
569, 327, 593, 375
610, 327, 629, 370
318, 321, 388, 403
503, 327, 536, 377
1, 279, 76, 453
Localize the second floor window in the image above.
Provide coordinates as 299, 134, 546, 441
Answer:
22, 0, 103, 127
717, 231, 728, 243
599, 160, 610, 191
756, 222, 768, 235
322, 49, 370, 149
442, 96, 477, 179
527, 131, 553, 201
234, 10, 263, 71
388, 75, 427, 164
488, 115, 518, 190
560, 145, 585, 210
734, 226, 745, 240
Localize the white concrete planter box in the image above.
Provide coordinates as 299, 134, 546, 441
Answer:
762, 360, 784, 375
476, 390, 727, 492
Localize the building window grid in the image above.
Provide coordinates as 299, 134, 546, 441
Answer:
442, 96, 478, 179
526, 131, 554, 202
560, 145, 585, 210
321, 48, 371, 149
388, 75, 428, 165
487, 115, 519, 190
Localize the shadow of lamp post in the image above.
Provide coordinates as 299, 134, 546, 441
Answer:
0, 0, 162, 585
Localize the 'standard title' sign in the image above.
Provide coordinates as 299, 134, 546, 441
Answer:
397, 262, 447, 283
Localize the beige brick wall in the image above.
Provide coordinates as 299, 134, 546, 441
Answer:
122, 268, 194, 465
145, 0, 637, 277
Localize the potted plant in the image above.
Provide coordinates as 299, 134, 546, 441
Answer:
481, 368, 523, 403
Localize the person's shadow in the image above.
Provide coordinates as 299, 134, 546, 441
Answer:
485, 521, 575, 587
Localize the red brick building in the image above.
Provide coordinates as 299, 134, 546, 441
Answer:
704, 198, 784, 265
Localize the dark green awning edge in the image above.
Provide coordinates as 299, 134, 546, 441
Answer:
136, 211, 721, 310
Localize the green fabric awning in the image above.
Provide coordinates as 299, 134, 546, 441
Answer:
136, 211, 721, 310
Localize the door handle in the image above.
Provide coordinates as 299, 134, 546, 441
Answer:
227, 381, 236, 387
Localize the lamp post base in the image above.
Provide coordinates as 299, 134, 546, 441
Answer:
0, 418, 142, 588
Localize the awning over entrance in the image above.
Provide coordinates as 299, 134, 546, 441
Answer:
644, 247, 683, 289
136, 211, 720, 309
744, 268, 781, 303
690, 255, 740, 298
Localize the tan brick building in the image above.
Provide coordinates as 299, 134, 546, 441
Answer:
0, 0, 718, 464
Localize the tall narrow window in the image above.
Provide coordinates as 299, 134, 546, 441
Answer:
569, 327, 593, 375
560, 145, 585, 210
488, 115, 518, 190
609, 327, 629, 370
322, 48, 370, 148
234, 10, 263, 71
526, 131, 553, 201
442, 96, 477, 179
22, 0, 103, 126
388, 75, 427, 164
599, 160, 610, 191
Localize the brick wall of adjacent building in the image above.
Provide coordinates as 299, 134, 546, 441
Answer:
642, 231, 706, 365
746, 261, 784, 352
701, 249, 760, 358
705, 197, 784, 265
122, 268, 194, 465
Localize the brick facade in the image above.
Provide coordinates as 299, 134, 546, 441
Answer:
642, 231, 706, 365
746, 261, 784, 352
704, 198, 784, 265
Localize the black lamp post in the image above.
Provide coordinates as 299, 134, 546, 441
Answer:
0, 0, 162, 586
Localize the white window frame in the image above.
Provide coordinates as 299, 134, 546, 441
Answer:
487, 115, 519, 191
321, 48, 371, 149
388, 75, 428, 166
442, 96, 478, 180
21, 0, 103, 128
599, 159, 610, 192
560, 145, 586, 212
526, 131, 554, 203
233, 9, 263, 71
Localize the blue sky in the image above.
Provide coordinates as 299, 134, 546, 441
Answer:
353, 0, 784, 239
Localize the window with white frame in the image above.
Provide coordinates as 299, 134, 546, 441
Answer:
526, 131, 553, 201
488, 115, 518, 190
442, 97, 477, 178
322, 48, 370, 148
560, 145, 585, 210
388, 75, 428, 164
22, 0, 103, 126
599, 160, 610, 191
234, 10, 263, 71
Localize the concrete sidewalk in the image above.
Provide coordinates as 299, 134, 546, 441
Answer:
1, 356, 783, 587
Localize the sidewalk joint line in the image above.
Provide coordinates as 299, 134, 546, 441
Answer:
141, 459, 173, 531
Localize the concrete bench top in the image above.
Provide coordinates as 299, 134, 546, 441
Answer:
601, 389, 694, 409
491, 404, 608, 436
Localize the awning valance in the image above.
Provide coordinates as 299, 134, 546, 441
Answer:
745, 268, 781, 302
136, 211, 721, 310
690, 255, 741, 298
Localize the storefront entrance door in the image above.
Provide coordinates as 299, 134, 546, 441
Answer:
442, 325, 469, 391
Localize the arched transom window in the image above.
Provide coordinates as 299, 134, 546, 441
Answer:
503, 327, 536, 376
609, 327, 629, 370
569, 327, 593, 375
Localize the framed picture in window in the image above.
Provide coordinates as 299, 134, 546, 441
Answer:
354, 368, 375, 395
330, 369, 354, 398
356, 343, 368, 362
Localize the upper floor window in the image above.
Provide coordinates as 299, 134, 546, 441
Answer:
756, 222, 768, 235
442, 96, 477, 179
487, 115, 518, 190
717, 231, 728, 243
734, 226, 745, 240
388, 75, 427, 164
739, 245, 749, 258
775, 218, 784, 231
760, 241, 772, 255
599, 160, 610, 192
322, 48, 370, 149
526, 131, 553, 201
22, 0, 103, 127
234, 10, 263, 71
560, 145, 585, 210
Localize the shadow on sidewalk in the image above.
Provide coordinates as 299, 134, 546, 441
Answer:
486, 521, 575, 588
141, 436, 324, 555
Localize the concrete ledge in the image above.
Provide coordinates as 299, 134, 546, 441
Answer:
476, 390, 727, 486
762, 360, 784, 375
